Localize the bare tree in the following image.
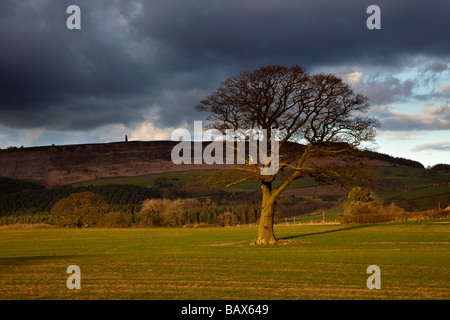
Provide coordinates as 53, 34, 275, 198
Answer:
196, 65, 379, 245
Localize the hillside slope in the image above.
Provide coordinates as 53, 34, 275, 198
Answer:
0, 140, 424, 187
0, 141, 213, 187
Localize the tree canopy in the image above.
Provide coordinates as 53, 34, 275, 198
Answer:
196, 65, 379, 244
50, 192, 110, 228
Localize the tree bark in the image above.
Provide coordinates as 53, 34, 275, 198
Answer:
255, 183, 277, 245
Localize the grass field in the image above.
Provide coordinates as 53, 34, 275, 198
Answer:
72, 166, 450, 207
73, 169, 318, 192
0, 220, 449, 300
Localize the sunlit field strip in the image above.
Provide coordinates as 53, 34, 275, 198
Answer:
0, 221, 449, 300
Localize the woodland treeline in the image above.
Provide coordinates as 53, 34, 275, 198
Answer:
1, 160, 449, 227
0, 177, 159, 217
0, 177, 263, 226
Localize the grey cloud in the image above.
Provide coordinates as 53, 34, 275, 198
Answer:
0, 0, 450, 133
416, 59, 450, 86
375, 105, 450, 131
425, 61, 449, 73
357, 75, 415, 105
411, 82, 450, 102
412, 141, 450, 152
437, 84, 450, 98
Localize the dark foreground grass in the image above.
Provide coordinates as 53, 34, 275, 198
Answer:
0, 220, 449, 300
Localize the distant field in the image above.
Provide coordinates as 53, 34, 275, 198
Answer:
2, 165, 448, 228
68, 166, 450, 223
378, 186, 450, 206
375, 166, 438, 187
74, 166, 449, 196
73, 169, 317, 192
74, 170, 203, 188
0, 220, 449, 300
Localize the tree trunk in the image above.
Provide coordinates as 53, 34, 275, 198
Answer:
255, 183, 277, 245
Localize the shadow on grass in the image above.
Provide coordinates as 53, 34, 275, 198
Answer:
277, 224, 374, 241
0, 254, 97, 263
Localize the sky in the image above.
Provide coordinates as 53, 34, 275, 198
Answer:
0, 0, 449, 168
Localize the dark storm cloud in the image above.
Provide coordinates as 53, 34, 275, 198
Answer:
0, 0, 449, 131
0, 0, 156, 130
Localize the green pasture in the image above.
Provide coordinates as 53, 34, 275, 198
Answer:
375, 166, 437, 187
73, 170, 205, 188
1, 220, 449, 300
74, 166, 449, 200
73, 169, 317, 192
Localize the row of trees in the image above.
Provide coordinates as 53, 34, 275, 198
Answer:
0, 178, 160, 219
0, 177, 45, 195
0, 177, 264, 227
339, 187, 449, 224
49, 192, 261, 228
358, 150, 424, 168
136, 198, 260, 227
5, 184, 447, 228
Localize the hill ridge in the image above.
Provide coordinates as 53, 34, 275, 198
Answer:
0, 140, 425, 187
